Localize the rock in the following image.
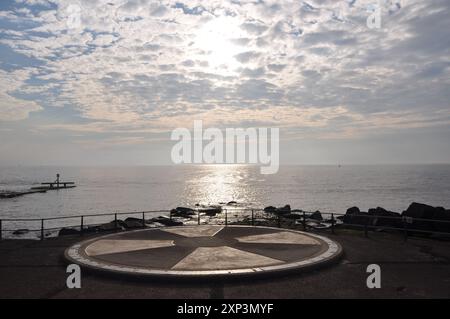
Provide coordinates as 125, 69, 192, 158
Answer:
433, 209, 450, 233
308, 211, 323, 221
227, 201, 238, 205
58, 228, 80, 236
283, 213, 302, 220
123, 217, 144, 229
346, 206, 360, 215
99, 220, 124, 231
171, 207, 196, 218
150, 216, 183, 226
199, 205, 222, 216
343, 206, 368, 225
176, 207, 195, 214
264, 205, 291, 215
276, 205, 291, 215
12, 229, 29, 235
402, 202, 450, 233
368, 207, 401, 228
264, 206, 277, 212
402, 202, 437, 219
340, 202, 450, 234
84, 226, 100, 233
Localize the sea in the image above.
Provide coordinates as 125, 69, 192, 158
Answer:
1, 165, 450, 237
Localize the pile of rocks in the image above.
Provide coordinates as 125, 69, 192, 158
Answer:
340, 202, 450, 234
58, 216, 182, 237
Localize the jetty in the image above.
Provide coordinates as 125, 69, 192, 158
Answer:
30, 174, 76, 190
0, 174, 76, 199
0, 189, 47, 199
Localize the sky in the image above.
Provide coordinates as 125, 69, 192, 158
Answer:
0, 0, 449, 166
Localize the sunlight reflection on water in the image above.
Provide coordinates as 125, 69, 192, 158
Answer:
182, 165, 260, 206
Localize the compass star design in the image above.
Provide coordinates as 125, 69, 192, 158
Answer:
65, 225, 342, 278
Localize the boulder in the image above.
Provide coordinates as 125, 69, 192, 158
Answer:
433, 209, 450, 233
123, 217, 144, 229
264, 206, 277, 213
276, 205, 291, 215
343, 206, 368, 225
150, 216, 183, 226
346, 206, 360, 215
176, 207, 195, 214
403, 202, 438, 219
84, 226, 100, 234
99, 220, 124, 231
58, 228, 80, 236
199, 205, 222, 216
368, 207, 401, 228
402, 202, 450, 233
308, 211, 323, 221
171, 207, 196, 218
283, 213, 302, 220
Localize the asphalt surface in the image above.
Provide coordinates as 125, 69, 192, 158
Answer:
0, 228, 449, 299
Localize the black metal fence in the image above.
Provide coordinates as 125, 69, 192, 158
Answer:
1, 208, 450, 241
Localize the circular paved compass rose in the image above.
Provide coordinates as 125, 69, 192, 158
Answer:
65, 225, 342, 278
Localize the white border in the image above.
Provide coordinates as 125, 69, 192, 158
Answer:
65, 225, 342, 278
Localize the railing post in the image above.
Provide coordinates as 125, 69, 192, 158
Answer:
198, 210, 200, 225
302, 211, 306, 231
0, 220, 2, 241
251, 209, 254, 226
142, 212, 145, 228
114, 213, 118, 232
331, 213, 335, 234
225, 209, 228, 226
403, 217, 408, 242
80, 216, 84, 235
40, 219, 44, 241
364, 216, 369, 238
277, 214, 281, 228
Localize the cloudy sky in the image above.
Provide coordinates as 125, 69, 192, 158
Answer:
0, 0, 449, 166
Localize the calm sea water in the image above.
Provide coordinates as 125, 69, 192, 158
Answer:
1, 165, 450, 235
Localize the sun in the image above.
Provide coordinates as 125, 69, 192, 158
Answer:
193, 16, 244, 73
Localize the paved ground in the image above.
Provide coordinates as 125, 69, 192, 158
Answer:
65, 225, 340, 277
0, 227, 449, 298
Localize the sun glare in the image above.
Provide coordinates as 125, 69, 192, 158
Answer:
193, 16, 243, 73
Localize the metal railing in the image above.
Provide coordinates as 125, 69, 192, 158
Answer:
1, 208, 450, 241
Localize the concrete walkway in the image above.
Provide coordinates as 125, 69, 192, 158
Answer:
0, 228, 449, 298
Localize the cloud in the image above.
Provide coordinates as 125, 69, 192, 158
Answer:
0, 69, 42, 120
234, 50, 261, 63
0, 0, 448, 140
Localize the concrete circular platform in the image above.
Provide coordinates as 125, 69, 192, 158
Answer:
64, 225, 342, 278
